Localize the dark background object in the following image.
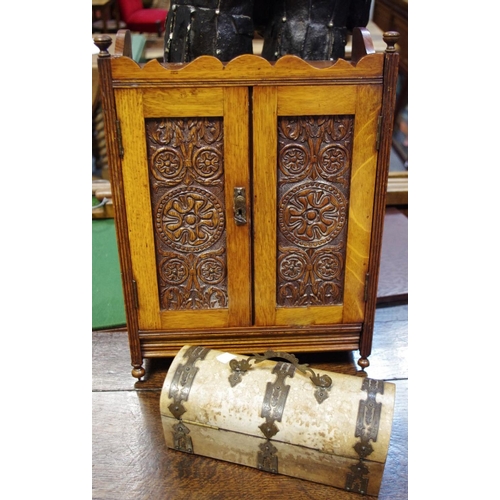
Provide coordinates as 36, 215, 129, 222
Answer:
260, 0, 371, 61
164, 0, 372, 62
164, 0, 255, 62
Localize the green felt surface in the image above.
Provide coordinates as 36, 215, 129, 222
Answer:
92, 218, 126, 330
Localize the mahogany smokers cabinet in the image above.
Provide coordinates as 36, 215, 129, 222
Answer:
94, 28, 399, 379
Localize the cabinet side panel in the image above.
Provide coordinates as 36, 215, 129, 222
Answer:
342, 85, 382, 323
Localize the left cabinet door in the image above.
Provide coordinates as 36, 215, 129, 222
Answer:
115, 86, 252, 331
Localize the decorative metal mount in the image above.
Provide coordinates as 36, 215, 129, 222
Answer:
345, 378, 385, 495
168, 346, 210, 419
257, 441, 279, 474
172, 421, 193, 453
228, 349, 332, 403
259, 362, 295, 439
256, 361, 296, 475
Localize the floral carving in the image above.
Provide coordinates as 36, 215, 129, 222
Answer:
314, 252, 342, 281
159, 250, 227, 310
146, 118, 223, 187
318, 144, 349, 178
278, 116, 352, 184
199, 257, 225, 284
150, 147, 185, 184
159, 256, 189, 284
156, 187, 225, 253
146, 117, 228, 311
276, 116, 353, 307
279, 253, 307, 281
278, 246, 344, 306
279, 144, 310, 180
193, 147, 222, 179
279, 182, 347, 248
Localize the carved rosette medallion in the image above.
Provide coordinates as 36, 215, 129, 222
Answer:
278, 182, 347, 248
146, 118, 228, 311
155, 187, 225, 253
277, 116, 353, 307
150, 147, 185, 184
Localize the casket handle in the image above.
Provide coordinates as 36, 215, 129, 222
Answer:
228, 349, 333, 402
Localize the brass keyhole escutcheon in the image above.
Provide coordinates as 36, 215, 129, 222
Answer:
233, 187, 247, 225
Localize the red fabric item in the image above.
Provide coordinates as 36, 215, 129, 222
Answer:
118, 0, 167, 33
118, 0, 143, 22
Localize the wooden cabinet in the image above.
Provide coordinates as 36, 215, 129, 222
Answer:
94, 29, 399, 379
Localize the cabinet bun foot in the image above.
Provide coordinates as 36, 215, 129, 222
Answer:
357, 357, 370, 370
132, 365, 145, 379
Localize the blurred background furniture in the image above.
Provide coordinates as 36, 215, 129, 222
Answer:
117, 0, 168, 36
372, 0, 408, 167
92, 33, 147, 182
92, 0, 126, 33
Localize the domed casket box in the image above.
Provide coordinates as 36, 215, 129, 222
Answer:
160, 345, 396, 496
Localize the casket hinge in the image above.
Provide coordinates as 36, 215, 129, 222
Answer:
115, 119, 124, 158
257, 441, 279, 474
173, 421, 193, 453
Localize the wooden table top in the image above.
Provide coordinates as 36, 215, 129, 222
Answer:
93, 303, 407, 499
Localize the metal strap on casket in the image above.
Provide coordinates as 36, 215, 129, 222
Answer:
257, 361, 295, 473
228, 349, 333, 404
168, 346, 211, 454
168, 346, 210, 420
345, 378, 385, 495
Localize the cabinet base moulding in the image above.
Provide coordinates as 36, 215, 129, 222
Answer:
138, 324, 363, 358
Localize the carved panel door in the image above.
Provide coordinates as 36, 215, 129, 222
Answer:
114, 86, 252, 331
252, 84, 382, 327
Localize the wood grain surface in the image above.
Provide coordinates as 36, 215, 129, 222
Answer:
93, 304, 407, 499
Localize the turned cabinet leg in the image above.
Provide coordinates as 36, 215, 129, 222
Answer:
131, 364, 146, 379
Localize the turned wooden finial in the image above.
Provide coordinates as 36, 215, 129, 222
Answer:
383, 31, 400, 52
94, 34, 113, 58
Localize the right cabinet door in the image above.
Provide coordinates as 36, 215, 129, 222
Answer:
252, 83, 382, 327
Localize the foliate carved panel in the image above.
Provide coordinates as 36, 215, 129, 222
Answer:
277, 116, 353, 307
146, 118, 228, 311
